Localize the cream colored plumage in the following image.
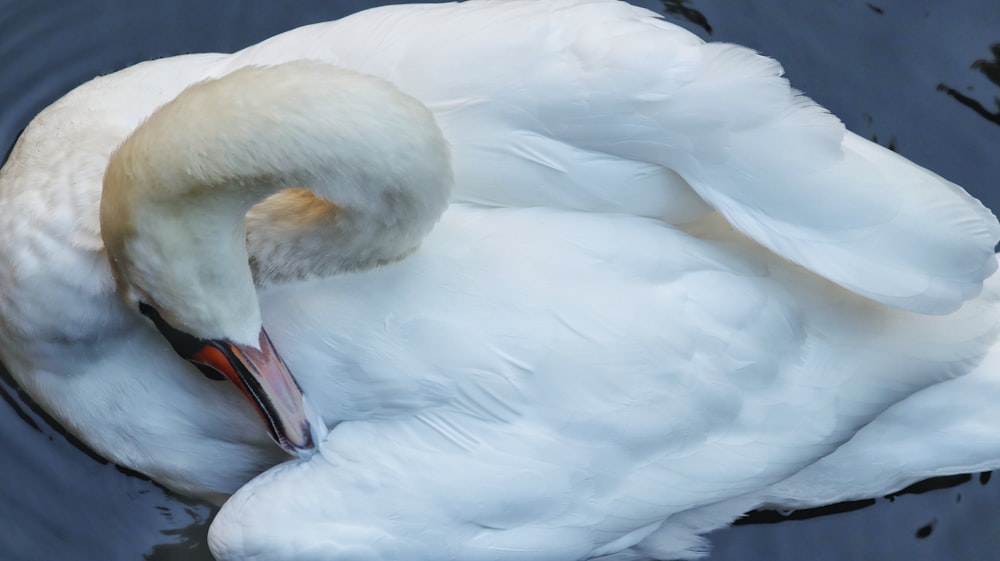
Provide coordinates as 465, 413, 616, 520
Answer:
1, 1, 999, 560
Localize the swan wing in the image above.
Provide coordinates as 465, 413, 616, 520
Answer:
220, 0, 1000, 314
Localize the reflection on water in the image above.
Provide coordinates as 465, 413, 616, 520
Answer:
660, 0, 713, 34
938, 42, 1000, 127
2, 1, 1000, 560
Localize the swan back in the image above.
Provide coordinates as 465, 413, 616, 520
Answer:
208, 205, 1000, 561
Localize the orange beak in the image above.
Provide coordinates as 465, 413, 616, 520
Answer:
138, 302, 319, 456
189, 328, 317, 456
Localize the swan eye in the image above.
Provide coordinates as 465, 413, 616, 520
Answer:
138, 302, 226, 381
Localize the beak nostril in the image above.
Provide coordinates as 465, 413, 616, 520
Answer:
194, 363, 226, 381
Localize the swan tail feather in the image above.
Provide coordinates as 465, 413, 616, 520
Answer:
570, 30, 1000, 314
758, 262, 1000, 508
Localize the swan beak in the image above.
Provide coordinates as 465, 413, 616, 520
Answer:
191, 329, 317, 457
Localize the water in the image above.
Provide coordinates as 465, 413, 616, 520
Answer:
1, 1, 999, 559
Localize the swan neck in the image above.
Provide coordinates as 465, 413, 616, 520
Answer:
99, 63, 452, 342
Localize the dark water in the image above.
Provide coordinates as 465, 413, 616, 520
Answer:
1, 1, 999, 560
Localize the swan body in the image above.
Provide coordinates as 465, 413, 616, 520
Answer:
1, 0, 999, 559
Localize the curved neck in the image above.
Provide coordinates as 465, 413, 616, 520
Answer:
100, 62, 451, 344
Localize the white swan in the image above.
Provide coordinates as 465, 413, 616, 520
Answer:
1, 1, 1000, 559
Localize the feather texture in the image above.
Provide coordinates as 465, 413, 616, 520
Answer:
0, 1, 999, 560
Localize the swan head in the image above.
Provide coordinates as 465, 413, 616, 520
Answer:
99, 62, 452, 457
100, 153, 319, 455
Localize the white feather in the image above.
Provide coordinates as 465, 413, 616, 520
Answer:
1, 1, 999, 560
